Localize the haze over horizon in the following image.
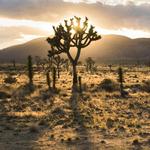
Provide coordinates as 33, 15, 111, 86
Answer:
0, 0, 150, 49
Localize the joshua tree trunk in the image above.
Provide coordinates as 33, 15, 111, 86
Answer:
57, 65, 60, 78
72, 63, 78, 87
72, 47, 81, 87
120, 82, 124, 97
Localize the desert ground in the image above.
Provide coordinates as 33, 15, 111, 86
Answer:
0, 64, 150, 150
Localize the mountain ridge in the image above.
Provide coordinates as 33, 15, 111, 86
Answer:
0, 34, 150, 64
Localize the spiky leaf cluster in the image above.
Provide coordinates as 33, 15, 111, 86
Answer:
47, 16, 101, 60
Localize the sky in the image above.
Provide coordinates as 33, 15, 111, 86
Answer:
0, 0, 150, 49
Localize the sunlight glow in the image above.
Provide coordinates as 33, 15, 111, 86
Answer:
1, 17, 149, 40
0, 18, 53, 33
16, 34, 44, 42
97, 27, 150, 39
0, 16, 150, 49
0, 34, 43, 49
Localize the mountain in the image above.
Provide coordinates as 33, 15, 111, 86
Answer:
0, 35, 150, 64
0, 38, 50, 63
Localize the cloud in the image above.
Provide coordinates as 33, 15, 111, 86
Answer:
0, 26, 48, 49
0, 0, 150, 49
0, 0, 150, 32
64, 0, 150, 5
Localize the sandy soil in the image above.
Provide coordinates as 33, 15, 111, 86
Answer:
0, 65, 150, 150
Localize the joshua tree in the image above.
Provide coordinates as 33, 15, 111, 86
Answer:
78, 76, 82, 93
118, 67, 124, 97
108, 64, 112, 71
27, 55, 33, 85
12, 60, 16, 70
47, 48, 57, 70
47, 16, 101, 89
52, 55, 65, 78
85, 57, 95, 73
46, 71, 51, 90
35, 56, 48, 71
64, 59, 70, 71
40, 58, 47, 71
35, 56, 41, 69
52, 67, 56, 89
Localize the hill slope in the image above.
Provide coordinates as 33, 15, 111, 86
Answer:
0, 35, 150, 63
0, 38, 50, 63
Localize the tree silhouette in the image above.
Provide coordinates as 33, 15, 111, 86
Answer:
47, 16, 101, 88
118, 67, 125, 97
27, 55, 33, 85
52, 55, 65, 78
47, 48, 57, 70
11, 59, 16, 70
64, 58, 70, 71
85, 57, 95, 73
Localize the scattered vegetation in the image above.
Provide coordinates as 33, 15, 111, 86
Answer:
142, 80, 150, 92
29, 125, 39, 133
86, 57, 95, 73
99, 78, 118, 92
0, 16, 149, 150
4, 75, 17, 84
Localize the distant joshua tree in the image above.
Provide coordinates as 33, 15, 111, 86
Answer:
40, 59, 48, 70
35, 56, 41, 69
85, 57, 95, 73
108, 64, 112, 71
47, 16, 101, 89
12, 60, 16, 70
64, 59, 70, 71
53, 55, 65, 78
47, 48, 56, 70
118, 67, 125, 97
35, 56, 47, 71
27, 55, 33, 85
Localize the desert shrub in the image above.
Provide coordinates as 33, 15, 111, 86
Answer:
132, 139, 141, 146
41, 91, 51, 100
29, 125, 39, 133
0, 91, 11, 99
38, 120, 48, 126
52, 107, 65, 116
9, 71, 17, 76
127, 84, 143, 93
4, 76, 17, 84
13, 84, 35, 98
106, 118, 114, 128
67, 138, 72, 142
101, 140, 106, 144
142, 80, 150, 92
99, 79, 118, 92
